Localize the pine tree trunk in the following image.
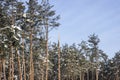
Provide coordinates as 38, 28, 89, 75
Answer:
30, 29, 34, 80
0, 58, 2, 80
8, 46, 14, 80
45, 20, 49, 80
87, 70, 89, 80
92, 70, 94, 80
11, 46, 14, 80
8, 53, 11, 80
16, 48, 22, 80
22, 33, 26, 80
96, 68, 98, 80
81, 72, 84, 80
58, 37, 61, 80
41, 68, 44, 80
82, 72, 84, 80
3, 59, 6, 80
80, 71, 82, 80
10, 3, 15, 80
0, 51, 4, 80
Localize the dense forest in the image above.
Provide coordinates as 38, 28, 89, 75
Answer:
0, 0, 120, 80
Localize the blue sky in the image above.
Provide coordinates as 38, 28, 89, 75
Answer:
49, 0, 120, 58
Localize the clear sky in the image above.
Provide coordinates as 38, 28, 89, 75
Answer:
49, 0, 120, 58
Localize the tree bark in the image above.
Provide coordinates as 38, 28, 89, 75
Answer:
96, 68, 98, 80
16, 48, 22, 80
3, 59, 6, 80
80, 71, 82, 80
92, 70, 94, 80
45, 19, 49, 80
82, 72, 84, 80
11, 46, 14, 80
8, 46, 14, 80
41, 68, 44, 80
29, 29, 34, 80
87, 70, 89, 80
8, 53, 11, 80
58, 36, 61, 80
22, 33, 26, 80
0, 58, 2, 80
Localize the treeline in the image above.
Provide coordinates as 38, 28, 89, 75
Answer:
0, 0, 120, 80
